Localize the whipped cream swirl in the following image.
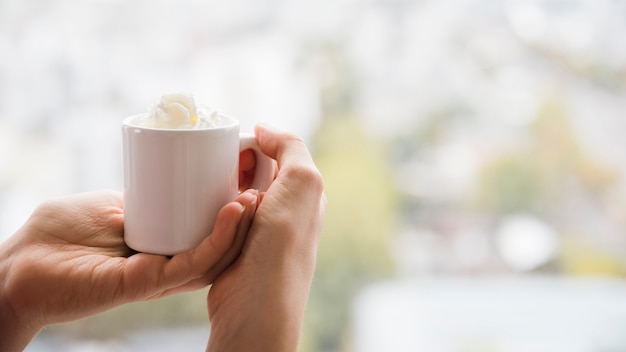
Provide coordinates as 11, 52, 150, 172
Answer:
138, 93, 226, 129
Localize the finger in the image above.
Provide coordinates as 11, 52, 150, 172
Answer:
122, 192, 257, 300
273, 160, 279, 179
239, 149, 256, 173
239, 149, 256, 191
254, 124, 316, 171
155, 191, 258, 297
191, 190, 257, 283
254, 124, 324, 198
122, 203, 243, 301
257, 191, 266, 207
161, 191, 258, 286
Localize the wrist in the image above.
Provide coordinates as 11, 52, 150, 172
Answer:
0, 234, 43, 351
207, 263, 315, 352
207, 296, 306, 352
0, 302, 41, 352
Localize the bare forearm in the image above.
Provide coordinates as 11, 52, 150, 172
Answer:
0, 238, 41, 352
207, 267, 314, 352
207, 300, 306, 352
0, 313, 40, 352
207, 312, 303, 352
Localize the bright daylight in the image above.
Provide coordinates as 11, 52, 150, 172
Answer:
1, 0, 626, 351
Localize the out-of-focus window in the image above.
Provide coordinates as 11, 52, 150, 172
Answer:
1, 0, 624, 351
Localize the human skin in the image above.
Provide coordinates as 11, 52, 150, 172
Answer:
0, 189, 258, 352
206, 124, 327, 352
0, 124, 326, 352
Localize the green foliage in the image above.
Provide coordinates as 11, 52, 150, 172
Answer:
477, 97, 618, 215
559, 238, 626, 276
304, 117, 398, 351
479, 152, 549, 214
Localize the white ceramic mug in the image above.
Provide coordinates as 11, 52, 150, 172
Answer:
122, 114, 274, 255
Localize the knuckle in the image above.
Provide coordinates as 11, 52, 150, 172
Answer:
281, 132, 305, 144
283, 164, 324, 193
29, 201, 64, 227
32, 200, 56, 215
276, 132, 306, 152
274, 131, 303, 149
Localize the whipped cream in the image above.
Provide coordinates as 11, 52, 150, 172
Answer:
135, 93, 227, 129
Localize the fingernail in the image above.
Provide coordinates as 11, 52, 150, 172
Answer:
245, 189, 259, 196
241, 189, 258, 209
250, 190, 259, 207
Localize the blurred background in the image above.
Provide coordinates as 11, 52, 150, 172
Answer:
1, 0, 626, 351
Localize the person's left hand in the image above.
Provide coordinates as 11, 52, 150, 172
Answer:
0, 189, 257, 351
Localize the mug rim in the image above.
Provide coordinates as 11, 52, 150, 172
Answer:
122, 113, 239, 132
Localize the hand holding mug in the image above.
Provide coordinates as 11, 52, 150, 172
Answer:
122, 100, 274, 255
206, 124, 327, 351
0, 94, 325, 352
0, 189, 258, 352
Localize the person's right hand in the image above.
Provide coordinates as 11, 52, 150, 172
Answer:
206, 124, 327, 352
0, 189, 258, 352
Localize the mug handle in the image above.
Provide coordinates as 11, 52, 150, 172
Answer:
240, 133, 275, 191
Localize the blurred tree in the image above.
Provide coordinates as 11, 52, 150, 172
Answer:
304, 117, 397, 352
559, 238, 625, 276
477, 96, 618, 217
300, 41, 398, 352
476, 95, 623, 275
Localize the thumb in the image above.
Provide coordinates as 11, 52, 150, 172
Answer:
120, 192, 257, 301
